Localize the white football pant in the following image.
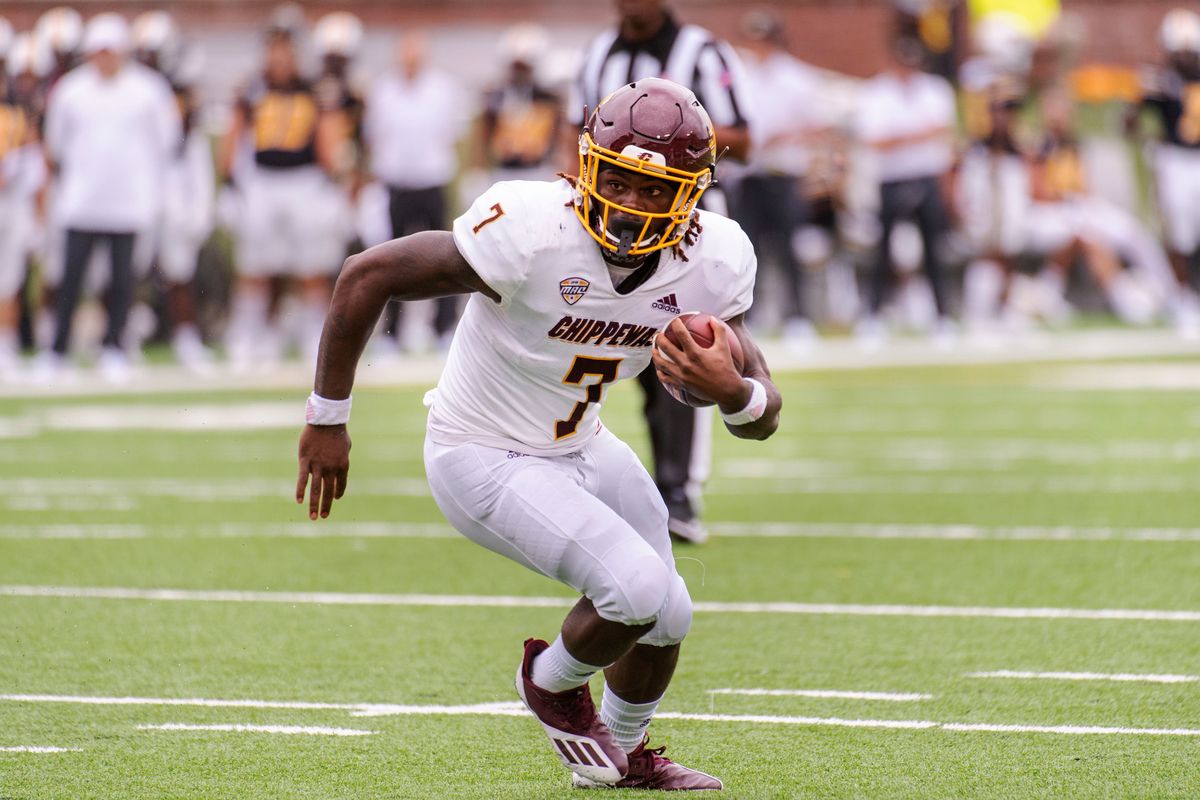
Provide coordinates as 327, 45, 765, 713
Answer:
424, 425, 693, 646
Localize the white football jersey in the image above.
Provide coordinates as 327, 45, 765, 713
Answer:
427, 179, 755, 456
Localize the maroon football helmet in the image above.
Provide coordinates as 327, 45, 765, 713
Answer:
574, 78, 716, 257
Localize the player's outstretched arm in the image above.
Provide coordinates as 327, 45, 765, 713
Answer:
652, 314, 781, 441
296, 231, 496, 520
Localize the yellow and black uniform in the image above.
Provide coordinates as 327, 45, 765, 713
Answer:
314, 72, 364, 180
232, 76, 345, 278
1139, 67, 1200, 149
0, 91, 29, 163
1033, 133, 1085, 201
240, 77, 320, 169
1137, 66, 1200, 256
482, 82, 561, 174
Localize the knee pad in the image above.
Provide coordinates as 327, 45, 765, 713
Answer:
588, 539, 671, 627
638, 573, 693, 647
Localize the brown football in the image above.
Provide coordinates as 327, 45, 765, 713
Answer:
659, 313, 746, 407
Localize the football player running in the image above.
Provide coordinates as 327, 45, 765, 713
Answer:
297, 78, 781, 791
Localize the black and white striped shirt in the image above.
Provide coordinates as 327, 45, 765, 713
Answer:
571, 12, 749, 131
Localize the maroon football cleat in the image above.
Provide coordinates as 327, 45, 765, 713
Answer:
572, 738, 723, 791
515, 638, 628, 785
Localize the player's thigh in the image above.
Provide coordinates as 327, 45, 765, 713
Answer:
424, 436, 671, 625
158, 233, 201, 283
582, 427, 672, 565
235, 174, 288, 275
0, 199, 31, 298
132, 227, 157, 280
1155, 149, 1200, 254
287, 172, 347, 277
1025, 203, 1077, 253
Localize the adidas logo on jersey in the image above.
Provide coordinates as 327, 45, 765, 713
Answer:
652, 293, 681, 314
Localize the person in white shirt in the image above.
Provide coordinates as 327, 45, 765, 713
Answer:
41, 13, 179, 379
297, 79, 781, 791
855, 35, 957, 338
364, 30, 470, 352
734, 9, 830, 346
132, 11, 216, 371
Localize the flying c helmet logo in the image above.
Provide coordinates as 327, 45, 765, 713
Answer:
559, 277, 590, 305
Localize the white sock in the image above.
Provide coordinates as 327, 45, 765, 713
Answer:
530, 635, 602, 694
600, 685, 661, 752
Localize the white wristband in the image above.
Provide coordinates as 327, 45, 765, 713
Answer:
721, 378, 768, 426
306, 392, 352, 426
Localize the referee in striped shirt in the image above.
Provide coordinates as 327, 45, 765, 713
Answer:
572, 0, 752, 544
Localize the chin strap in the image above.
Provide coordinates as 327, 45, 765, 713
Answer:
616, 228, 636, 258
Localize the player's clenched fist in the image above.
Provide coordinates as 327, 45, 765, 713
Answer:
652, 316, 748, 410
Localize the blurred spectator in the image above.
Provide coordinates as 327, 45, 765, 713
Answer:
32, 5, 84, 344
364, 29, 471, 353
1024, 91, 1167, 327
35, 6, 82, 87
854, 35, 957, 345
219, 13, 338, 370
734, 8, 830, 349
39, 13, 179, 381
893, 0, 968, 83
573, 0, 752, 544
956, 16, 1036, 331
133, 11, 216, 371
0, 28, 47, 377
312, 11, 363, 260
1128, 8, 1200, 335
7, 33, 51, 357
478, 24, 561, 185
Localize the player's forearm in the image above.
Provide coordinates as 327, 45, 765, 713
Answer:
312, 262, 386, 401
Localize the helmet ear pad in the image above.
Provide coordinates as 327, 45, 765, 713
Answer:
574, 78, 716, 258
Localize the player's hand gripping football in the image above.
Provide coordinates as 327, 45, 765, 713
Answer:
652, 317, 747, 410
296, 424, 351, 520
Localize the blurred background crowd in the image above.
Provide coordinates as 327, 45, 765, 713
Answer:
0, 0, 1197, 384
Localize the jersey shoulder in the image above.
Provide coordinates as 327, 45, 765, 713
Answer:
692, 209, 752, 265
453, 178, 580, 304
689, 211, 755, 294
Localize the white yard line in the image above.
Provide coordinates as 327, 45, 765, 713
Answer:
0, 523, 456, 540
7, 694, 1200, 738
0, 693, 364, 711
0, 745, 81, 753
708, 688, 932, 702
707, 475, 1200, 495
710, 522, 1200, 542
137, 723, 375, 737
939, 722, 1200, 736
0, 693, 526, 719
4, 478, 431, 500
6, 521, 1200, 543
2, 585, 1198, 622
8, 475, 1200, 500
968, 671, 1200, 684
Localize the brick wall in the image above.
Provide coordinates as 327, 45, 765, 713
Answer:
0, 0, 1178, 77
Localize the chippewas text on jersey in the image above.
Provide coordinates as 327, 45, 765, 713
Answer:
546, 316, 659, 348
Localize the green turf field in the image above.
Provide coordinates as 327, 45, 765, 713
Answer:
2, 356, 1199, 799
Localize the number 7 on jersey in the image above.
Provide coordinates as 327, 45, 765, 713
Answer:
555, 355, 622, 439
